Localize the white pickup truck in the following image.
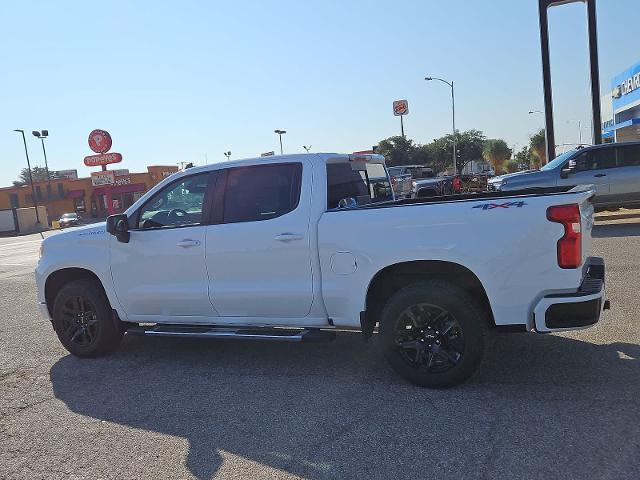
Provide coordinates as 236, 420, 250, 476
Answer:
36, 153, 607, 387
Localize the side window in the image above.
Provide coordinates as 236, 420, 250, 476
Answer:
138, 173, 211, 229
619, 145, 640, 167
326, 163, 392, 209
572, 150, 615, 172
222, 163, 302, 224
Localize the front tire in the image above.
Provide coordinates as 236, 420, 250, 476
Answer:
379, 280, 488, 388
52, 279, 123, 357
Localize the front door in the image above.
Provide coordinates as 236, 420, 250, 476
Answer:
110, 172, 217, 321
205, 162, 314, 320
558, 149, 613, 201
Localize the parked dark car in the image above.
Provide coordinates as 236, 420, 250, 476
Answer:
58, 212, 81, 227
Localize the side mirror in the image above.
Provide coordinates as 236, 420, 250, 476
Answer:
106, 214, 130, 243
560, 167, 572, 179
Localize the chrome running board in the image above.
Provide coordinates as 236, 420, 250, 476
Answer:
126, 324, 336, 343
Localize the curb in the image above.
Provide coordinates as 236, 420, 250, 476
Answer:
595, 212, 640, 222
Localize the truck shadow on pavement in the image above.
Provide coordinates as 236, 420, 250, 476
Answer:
50, 332, 640, 479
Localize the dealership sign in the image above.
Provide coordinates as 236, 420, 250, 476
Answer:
393, 100, 409, 116
91, 171, 115, 186
84, 152, 123, 167
613, 72, 640, 98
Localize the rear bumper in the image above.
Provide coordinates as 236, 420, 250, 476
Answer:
533, 257, 607, 333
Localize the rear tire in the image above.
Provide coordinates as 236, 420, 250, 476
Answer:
379, 280, 488, 388
52, 279, 123, 357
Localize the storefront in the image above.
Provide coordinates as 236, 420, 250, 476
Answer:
603, 60, 640, 142
0, 165, 178, 221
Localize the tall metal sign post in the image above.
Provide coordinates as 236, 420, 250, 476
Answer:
538, 0, 602, 162
393, 100, 409, 138
84, 129, 123, 216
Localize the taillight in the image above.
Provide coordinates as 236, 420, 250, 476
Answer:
547, 204, 582, 269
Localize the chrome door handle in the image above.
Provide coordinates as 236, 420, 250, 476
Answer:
594, 173, 607, 177
176, 239, 201, 248
274, 233, 303, 242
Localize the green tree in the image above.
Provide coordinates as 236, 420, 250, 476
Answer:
420, 129, 486, 174
456, 129, 486, 173
376, 136, 416, 166
505, 159, 519, 173
483, 139, 512, 175
13, 166, 54, 186
529, 129, 546, 168
514, 146, 534, 170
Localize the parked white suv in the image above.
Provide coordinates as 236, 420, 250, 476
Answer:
36, 153, 607, 387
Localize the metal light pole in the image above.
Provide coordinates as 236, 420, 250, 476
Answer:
274, 130, 286, 155
13, 129, 40, 223
567, 120, 589, 145
425, 77, 456, 173
303, 145, 312, 153
224, 151, 231, 161
32, 130, 51, 184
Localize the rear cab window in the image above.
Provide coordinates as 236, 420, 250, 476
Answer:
326, 161, 392, 209
221, 163, 302, 224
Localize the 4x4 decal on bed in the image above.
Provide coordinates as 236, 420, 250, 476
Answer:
473, 201, 527, 210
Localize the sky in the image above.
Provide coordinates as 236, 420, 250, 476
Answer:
0, 0, 638, 186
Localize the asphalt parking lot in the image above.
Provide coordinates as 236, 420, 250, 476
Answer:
1, 223, 639, 480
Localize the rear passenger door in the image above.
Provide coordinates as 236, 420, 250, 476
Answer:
205, 162, 314, 320
607, 144, 640, 205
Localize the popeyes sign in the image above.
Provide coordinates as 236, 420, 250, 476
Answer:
84, 129, 123, 167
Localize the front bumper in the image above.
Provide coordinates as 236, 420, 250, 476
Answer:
532, 257, 607, 333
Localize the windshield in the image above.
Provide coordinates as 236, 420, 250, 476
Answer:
541, 149, 577, 171
61, 213, 77, 218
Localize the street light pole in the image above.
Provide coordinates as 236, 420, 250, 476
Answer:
303, 145, 312, 153
274, 130, 286, 155
425, 77, 456, 173
13, 129, 40, 223
32, 130, 51, 184
567, 120, 583, 145
224, 151, 231, 161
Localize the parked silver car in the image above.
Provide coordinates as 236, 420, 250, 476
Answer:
488, 142, 640, 208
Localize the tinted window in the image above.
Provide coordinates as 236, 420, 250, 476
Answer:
222, 163, 302, 224
619, 145, 640, 167
138, 173, 211, 229
9, 193, 19, 208
327, 163, 392, 209
572, 149, 615, 172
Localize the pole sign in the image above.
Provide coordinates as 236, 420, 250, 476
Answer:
88, 129, 113, 153
91, 171, 115, 186
84, 152, 123, 167
393, 100, 409, 116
